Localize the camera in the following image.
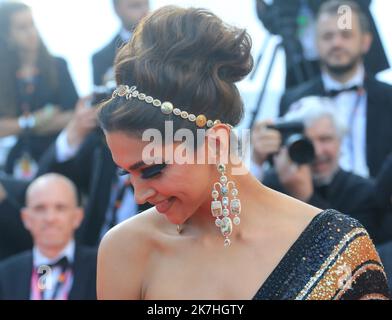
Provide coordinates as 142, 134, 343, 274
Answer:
267, 120, 315, 165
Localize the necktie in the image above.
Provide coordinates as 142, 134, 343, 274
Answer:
325, 85, 360, 98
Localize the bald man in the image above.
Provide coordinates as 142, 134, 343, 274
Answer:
0, 174, 97, 300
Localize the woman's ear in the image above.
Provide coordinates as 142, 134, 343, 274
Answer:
205, 124, 231, 165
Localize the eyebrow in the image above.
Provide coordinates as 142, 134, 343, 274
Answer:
128, 161, 146, 171
127, 159, 165, 171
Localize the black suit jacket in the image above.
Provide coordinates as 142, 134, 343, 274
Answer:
0, 176, 32, 261
92, 35, 124, 86
257, 0, 389, 87
38, 131, 150, 247
263, 168, 388, 243
0, 245, 97, 300
377, 242, 392, 293
279, 76, 392, 177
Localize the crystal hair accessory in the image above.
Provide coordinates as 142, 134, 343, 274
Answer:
112, 85, 222, 129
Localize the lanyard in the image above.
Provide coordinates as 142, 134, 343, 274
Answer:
31, 267, 71, 300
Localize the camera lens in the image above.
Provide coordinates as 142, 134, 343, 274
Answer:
286, 134, 315, 165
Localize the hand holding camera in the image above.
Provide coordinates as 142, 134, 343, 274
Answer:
251, 120, 282, 165
274, 147, 314, 202
65, 96, 98, 149
252, 119, 315, 166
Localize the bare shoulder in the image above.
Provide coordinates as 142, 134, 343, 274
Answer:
264, 187, 322, 231
100, 207, 160, 250
97, 207, 162, 300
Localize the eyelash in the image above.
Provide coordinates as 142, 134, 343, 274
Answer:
117, 164, 167, 180
141, 164, 167, 179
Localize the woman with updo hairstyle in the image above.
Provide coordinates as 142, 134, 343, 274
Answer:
97, 6, 389, 300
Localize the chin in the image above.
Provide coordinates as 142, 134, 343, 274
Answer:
164, 207, 193, 226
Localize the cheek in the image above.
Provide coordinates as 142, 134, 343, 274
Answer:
156, 165, 211, 198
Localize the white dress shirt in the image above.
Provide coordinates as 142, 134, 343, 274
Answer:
321, 65, 369, 178
120, 28, 132, 43
32, 240, 75, 300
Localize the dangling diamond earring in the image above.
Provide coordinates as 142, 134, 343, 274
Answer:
211, 164, 241, 247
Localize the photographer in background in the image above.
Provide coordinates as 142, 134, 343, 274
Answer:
252, 99, 388, 243
256, 0, 389, 88
279, 0, 392, 179
92, 0, 149, 87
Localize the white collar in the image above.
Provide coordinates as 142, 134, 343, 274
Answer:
33, 240, 75, 268
322, 64, 365, 91
120, 28, 132, 43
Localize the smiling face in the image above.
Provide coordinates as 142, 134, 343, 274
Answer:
105, 131, 216, 225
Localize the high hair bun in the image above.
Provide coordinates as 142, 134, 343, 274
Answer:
100, 6, 253, 135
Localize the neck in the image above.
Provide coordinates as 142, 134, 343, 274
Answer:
19, 48, 38, 67
323, 62, 362, 84
37, 243, 68, 260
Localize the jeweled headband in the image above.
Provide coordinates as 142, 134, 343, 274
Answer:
112, 85, 223, 129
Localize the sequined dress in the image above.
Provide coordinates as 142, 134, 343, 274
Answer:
253, 210, 390, 300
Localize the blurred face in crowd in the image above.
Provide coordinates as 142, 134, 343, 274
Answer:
22, 175, 83, 254
305, 116, 341, 184
8, 8, 39, 52
316, 11, 372, 76
114, 0, 150, 31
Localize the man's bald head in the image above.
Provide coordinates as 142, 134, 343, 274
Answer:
26, 173, 78, 207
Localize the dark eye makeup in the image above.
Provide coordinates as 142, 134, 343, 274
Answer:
117, 163, 167, 179
141, 163, 167, 179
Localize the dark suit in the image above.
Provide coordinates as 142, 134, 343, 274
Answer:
92, 35, 124, 86
263, 168, 388, 244
38, 131, 150, 247
257, 0, 389, 88
0, 245, 97, 300
0, 176, 32, 261
377, 242, 392, 293
279, 76, 392, 178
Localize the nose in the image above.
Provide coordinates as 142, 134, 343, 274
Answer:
132, 177, 156, 205
43, 209, 58, 223
331, 33, 345, 48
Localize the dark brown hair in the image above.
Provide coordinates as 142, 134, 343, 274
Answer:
99, 6, 253, 138
317, 0, 371, 33
0, 1, 58, 117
